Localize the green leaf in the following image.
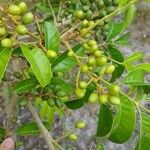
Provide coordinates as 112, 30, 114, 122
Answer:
51, 77, 72, 95
0, 127, 6, 138
114, 32, 130, 45
39, 101, 49, 119
13, 78, 38, 93
136, 112, 150, 150
135, 64, 150, 72
44, 21, 60, 52
65, 82, 96, 109
119, 0, 129, 5
123, 69, 145, 85
124, 52, 144, 64
96, 143, 105, 150
124, 62, 134, 72
97, 105, 113, 137
109, 93, 136, 143
0, 48, 12, 80
52, 44, 84, 72
16, 122, 50, 136
107, 46, 125, 82
21, 45, 51, 87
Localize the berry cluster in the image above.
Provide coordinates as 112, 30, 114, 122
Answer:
0, 2, 33, 48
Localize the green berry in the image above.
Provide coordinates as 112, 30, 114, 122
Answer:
85, 10, 93, 20
109, 84, 120, 96
82, 19, 89, 27
80, 28, 88, 36
98, 0, 105, 8
68, 133, 78, 141
0, 27, 7, 36
83, 43, 90, 50
99, 94, 108, 104
97, 56, 107, 66
90, 45, 98, 53
75, 88, 86, 98
8, 4, 21, 15
112, 0, 119, 6
98, 67, 106, 76
16, 25, 28, 35
68, 51, 74, 57
23, 12, 34, 24
56, 90, 66, 97
99, 10, 107, 18
79, 81, 87, 89
106, 6, 115, 14
88, 21, 95, 27
18, 2, 27, 13
105, 64, 115, 74
81, 64, 89, 73
75, 120, 86, 129
47, 50, 57, 58
109, 96, 120, 105
95, 50, 103, 57
89, 92, 98, 103
88, 57, 96, 66
1, 38, 13, 47
74, 10, 84, 19
87, 40, 97, 47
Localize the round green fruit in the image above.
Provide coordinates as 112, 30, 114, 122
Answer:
95, 50, 103, 57
8, 4, 21, 15
105, 64, 115, 74
47, 50, 57, 58
79, 81, 87, 89
109, 84, 120, 96
1, 38, 13, 47
18, 2, 27, 13
81, 64, 89, 73
23, 12, 34, 24
99, 10, 107, 18
16, 25, 28, 35
88, 57, 96, 66
89, 92, 98, 103
75, 88, 86, 98
97, 56, 107, 66
112, 0, 119, 6
74, 10, 84, 19
0, 27, 7, 36
88, 21, 95, 27
80, 28, 88, 36
82, 19, 89, 27
106, 6, 115, 14
99, 94, 108, 104
87, 40, 97, 47
83, 43, 90, 50
75, 120, 86, 129
90, 45, 98, 53
68, 133, 78, 141
67, 51, 74, 57
109, 96, 120, 105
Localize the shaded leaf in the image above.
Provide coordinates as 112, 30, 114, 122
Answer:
0, 127, 6, 138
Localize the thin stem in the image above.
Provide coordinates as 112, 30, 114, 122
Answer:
27, 101, 55, 150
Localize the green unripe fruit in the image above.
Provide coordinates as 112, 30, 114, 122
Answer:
80, 28, 88, 36
75, 120, 86, 129
80, 0, 88, 5
109, 84, 120, 96
102, 24, 109, 31
8, 5, 21, 15
47, 98, 55, 107
106, 6, 115, 14
99, 94, 108, 104
95, 50, 103, 57
68, 51, 74, 57
98, 0, 105, 8
1, 38, 13, 47
88, 57, 96, 66
0, 27, 7, 36
85, 10, 93, 20
18, 2, 27, 13
90, 45, 98, 53
87, 40, 97, 47
23, 12, 34, 24
74, 10, 84, 19
82, 19, 89, 27
68, 133, 78, 141
16, 25, 28, 35
56, 90, 66, 97
98, 67, 106, 76
112, 0, 119, 6
88, 21, 94, 27
97, 56, 107, 66
79, 81, 87, 89
99, 10, 107, 18
60, 96, 69, 102
89, 92, 98, 103
75, 88, 86, 98
81, 64, 89, 73
83, 43, 90, 50
105, 64, 115, 74
47, 50, 57, 58
109, 96, 120, 105
104, 0, 112, 5
55, 99, 63, 108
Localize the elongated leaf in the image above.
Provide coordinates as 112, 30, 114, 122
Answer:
52, 44, 84, 72
97, 105, 113, 137
44, 21, 60, 52
16, 122, 50, 136
51, 77, 72, 95
119, 0, 129, 5
65, 82, 96, 109
109, 93, 136, 143
124, 52, 144, 63
135, 64, 150, 72
136, 112, 150, 150
13, 78, 37, 93
123, 69, 145, 85
0, 48, 12, 80
40, 101, 48, 119
0, 127, 6, 138
21, 45, 51, 87
107, 46, 124, 82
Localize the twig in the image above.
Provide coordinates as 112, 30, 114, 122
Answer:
27, 101, 55, 150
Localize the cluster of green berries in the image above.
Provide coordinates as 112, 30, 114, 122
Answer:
0, 2, 34, 48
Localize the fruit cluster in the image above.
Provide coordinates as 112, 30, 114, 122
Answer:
0, 2, 34, 48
